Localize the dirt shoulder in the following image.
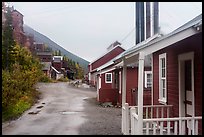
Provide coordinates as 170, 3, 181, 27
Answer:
78, 97, 122, 135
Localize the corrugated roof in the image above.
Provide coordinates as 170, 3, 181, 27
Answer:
89, 45, 125, 65
121, 14, 202, 58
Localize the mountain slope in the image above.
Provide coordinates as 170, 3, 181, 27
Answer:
23, 24, 89, 73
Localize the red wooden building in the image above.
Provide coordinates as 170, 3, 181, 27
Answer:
96, 53, 152, 106
88, 41, 125, 87
120, 14, 202, 135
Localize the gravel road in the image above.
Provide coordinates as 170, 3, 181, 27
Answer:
2, 82, 122, 135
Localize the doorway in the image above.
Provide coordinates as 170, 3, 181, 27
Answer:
178, 52, 195, 134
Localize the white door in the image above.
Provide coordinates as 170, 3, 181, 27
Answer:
179, 52, 195, 135
184, 60, 193, 117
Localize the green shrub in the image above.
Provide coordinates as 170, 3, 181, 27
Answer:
2, 45, 43, 122
57, 77, 69, 82
39, 74, 53, 83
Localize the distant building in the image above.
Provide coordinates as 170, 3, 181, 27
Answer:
36, 52, 53, 77
52, 56, 63, 71
11, 9, 27, 46
88, 41, 125, 87
33, 42, 46, 52
51, 56, 64, 80
36, 52, 52, 62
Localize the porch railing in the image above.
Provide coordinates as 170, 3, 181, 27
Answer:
122, 103, 202, 135
122, 103, 130, 135
143, 116, 202, 135
122, 103, 173, 135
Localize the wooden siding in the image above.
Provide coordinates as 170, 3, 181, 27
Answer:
99, 67, 152, 106
52, 62, 62, 71
153, 32, 202, 134
91, 46, 125, 70
98, 89, 119, 105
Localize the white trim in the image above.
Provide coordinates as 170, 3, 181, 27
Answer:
178, 52, 195, 117
118, 22, 200, 64
99, 75, 101, 89
88, 72, 91, 81
119, 71, 122, 94
144, 71, 152, 88
137, 52, 145, 134
122, 59, 127, 106
105, 73, 112, 83
99, 67, 116, 75
89, 45, 125, 65
90, 64, 92, 72
96, 74, 100, 101
151, 53, 154, 105
158, 53, 167, 104
51, 66, 60, 74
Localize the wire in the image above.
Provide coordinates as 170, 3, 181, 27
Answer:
120, 27, 136, 43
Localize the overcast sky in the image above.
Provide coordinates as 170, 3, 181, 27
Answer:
9, 2, 202, 62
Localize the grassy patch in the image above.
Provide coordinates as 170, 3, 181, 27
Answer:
39, 74, 53, 83
2, 88, 40, 122
2, 98, 31, 122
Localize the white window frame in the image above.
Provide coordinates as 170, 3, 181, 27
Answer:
105, 73, 112, 83
144, 71, 152, 88
158, 53, 167, 104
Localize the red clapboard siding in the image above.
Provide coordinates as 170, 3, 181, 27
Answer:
91, 46, 125, 70
99, 89, 119, 105
153, 33, 202, 134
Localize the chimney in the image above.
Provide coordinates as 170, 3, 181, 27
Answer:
135, 2, 159, 45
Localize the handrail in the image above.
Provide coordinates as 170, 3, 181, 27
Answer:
143, 116, 202, 122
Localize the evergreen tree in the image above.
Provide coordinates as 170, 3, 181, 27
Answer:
58, 50, 61, 56
2, 8, 16, 70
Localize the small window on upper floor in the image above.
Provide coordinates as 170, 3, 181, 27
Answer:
145, 71, 152, 88
105, 73, 112, 83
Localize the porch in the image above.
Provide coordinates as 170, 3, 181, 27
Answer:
122, 103, 202, 135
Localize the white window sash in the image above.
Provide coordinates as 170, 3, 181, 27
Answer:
159, 53, 167, 104
105, 73, 112, 83
145, 71, 152, 88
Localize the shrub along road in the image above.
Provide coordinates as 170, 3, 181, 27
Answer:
2, 82, 122, 135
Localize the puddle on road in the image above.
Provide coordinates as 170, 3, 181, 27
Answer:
60, 111, 81, 115
28, 110, 41, 115
36, 105, 44, 109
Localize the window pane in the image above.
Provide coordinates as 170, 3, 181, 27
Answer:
147, 83, 151, 88
147, 78, 151, 82
162, 68, 165, 78
147, 74, 151, 78
106, 74, 112, 82
162, 79, 165, 88
163, 88, 165, 98
163, 58, 165, 68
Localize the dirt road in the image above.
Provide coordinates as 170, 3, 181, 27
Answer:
2, 82, 122, 135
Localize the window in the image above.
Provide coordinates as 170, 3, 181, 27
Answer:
159, 53, 167, 104
105, 73, 112, 83
145, 71, 152, 88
